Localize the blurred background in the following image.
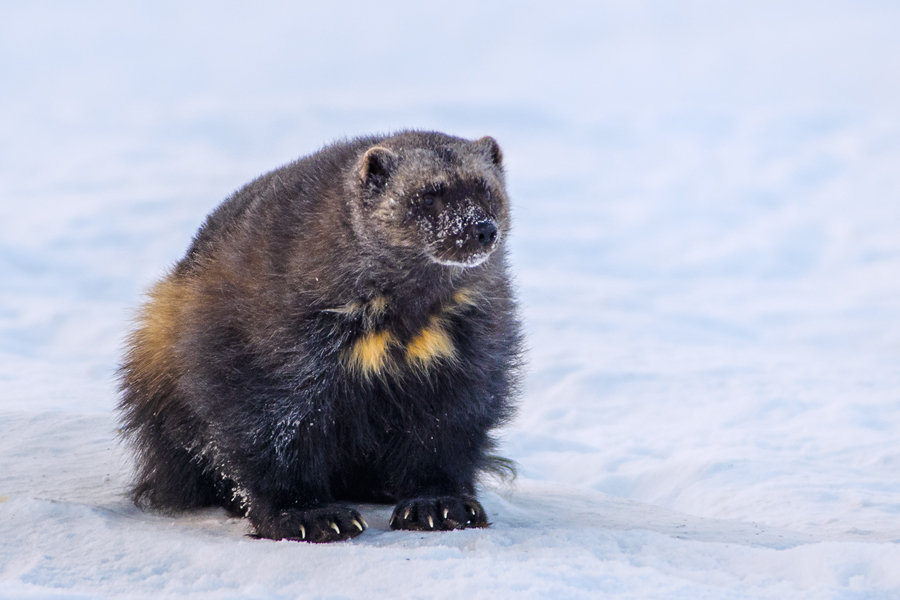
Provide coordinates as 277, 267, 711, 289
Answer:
2, 0, 899, 534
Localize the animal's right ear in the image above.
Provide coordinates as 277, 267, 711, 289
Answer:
473, 136, 503, 168
359, 146, 397, 191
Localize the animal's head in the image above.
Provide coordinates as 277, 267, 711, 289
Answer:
350, 132, 509, 268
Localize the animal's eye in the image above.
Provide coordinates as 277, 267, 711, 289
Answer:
479, 180, 492, 202
421, 184, 443, 207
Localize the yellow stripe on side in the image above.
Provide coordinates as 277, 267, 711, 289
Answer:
127, 276, 192, 378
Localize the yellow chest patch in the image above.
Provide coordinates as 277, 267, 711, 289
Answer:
340, 287, 479, 379
344, 317, 458, 379
345, 330, 397, 377
405, 316, 457, 368
451, 287, 479, 310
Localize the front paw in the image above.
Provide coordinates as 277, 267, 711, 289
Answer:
253, 505, 367, 543
390, 496, 488, 531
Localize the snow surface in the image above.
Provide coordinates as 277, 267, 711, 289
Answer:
2, 1, 900, 598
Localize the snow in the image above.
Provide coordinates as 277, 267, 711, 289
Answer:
2, 1, 900, 598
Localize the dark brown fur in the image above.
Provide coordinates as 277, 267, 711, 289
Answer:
119, 131, 523, 542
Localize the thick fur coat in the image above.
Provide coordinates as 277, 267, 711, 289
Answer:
118, 131, 523, 542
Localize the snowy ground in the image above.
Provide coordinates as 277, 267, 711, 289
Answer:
2, 2, 900, 598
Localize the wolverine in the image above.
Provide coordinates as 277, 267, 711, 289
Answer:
118, 131, 523, 543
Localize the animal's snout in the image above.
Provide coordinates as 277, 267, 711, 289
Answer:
472, 220, 498, 248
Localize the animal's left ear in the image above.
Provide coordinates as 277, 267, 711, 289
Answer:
473, 136, 503, 167
359, 145, 397, 191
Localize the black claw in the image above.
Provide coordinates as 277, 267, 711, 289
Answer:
391, 496, 488, 531
253, 505, 367, 543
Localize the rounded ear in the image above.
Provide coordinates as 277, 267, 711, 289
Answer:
359, 145, 397, 190
473, 136, 503, 167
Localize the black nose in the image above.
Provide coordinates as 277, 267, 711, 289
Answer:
473, 220, 498, 247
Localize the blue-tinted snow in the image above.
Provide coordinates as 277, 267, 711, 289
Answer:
2, 2, 900, 598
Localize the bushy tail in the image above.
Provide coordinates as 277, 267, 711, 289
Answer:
481, 454, 517, 483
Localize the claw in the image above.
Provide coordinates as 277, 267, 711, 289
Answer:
359, 515, 368, 529
352, 518, 364, 532
330, 522, 340, 535
300, 524, 306, 540
467, 505, 476, 516
442, 508, 449, 520
427, 515, 434, 529
403, 507, 411, 520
